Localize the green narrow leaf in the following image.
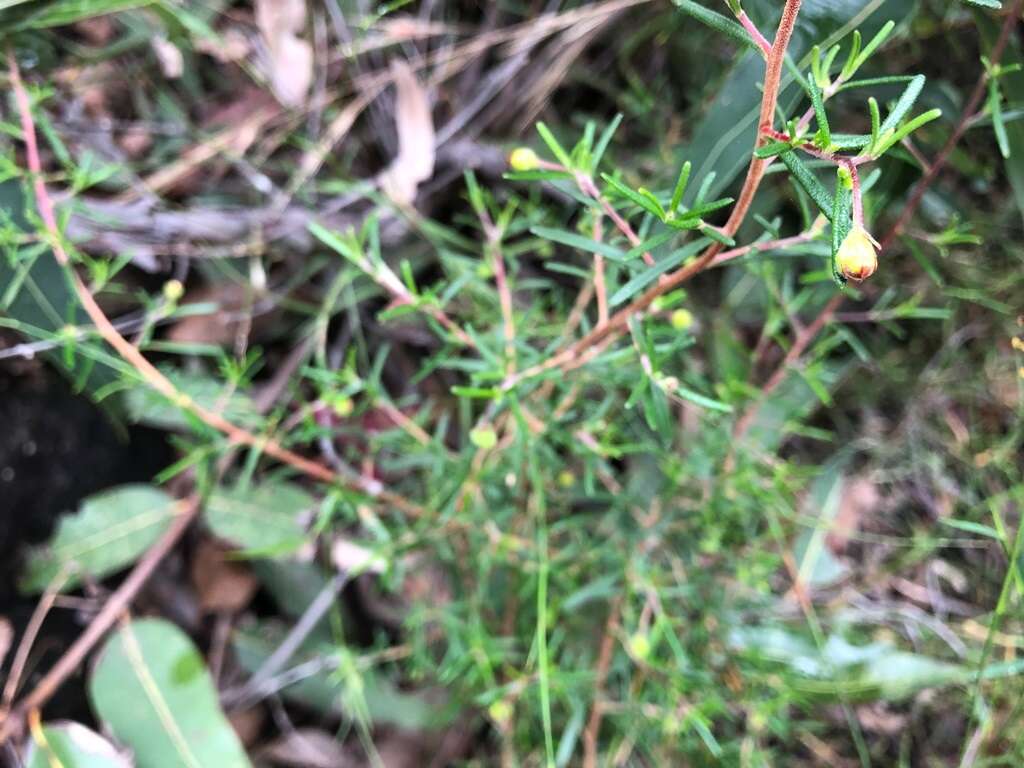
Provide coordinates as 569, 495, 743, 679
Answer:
961, 0, 1002, 8
591, 113, 623, 171
673, 384, 733, 413
671, 0, 757, 51
90, 619, 251, 768
601, 173, 667, 220
780, 151, 834, 220
868, 97, 881, 151
536, 122, 574, 168
808, 75, 831, 147
8, 0, 154, 30
990, 82, 1011, 158
669, 160, 692, 214
977, 9, 1024, 223
610, 239, 709, 305
831, 171, 853, 284
878, 74, 925, 136
530, 226, 629, 261
851, 20, 896, 75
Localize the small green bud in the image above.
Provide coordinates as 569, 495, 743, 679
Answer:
557, 470, 575, 488
470, 426, 498, 450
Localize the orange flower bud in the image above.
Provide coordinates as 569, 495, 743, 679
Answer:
834, 226, 879, 282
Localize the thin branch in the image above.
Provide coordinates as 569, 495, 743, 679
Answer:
0, 498, 202, 745
506, 0, 806, 388
582, 595, 623, 768
6, 50, 424, 521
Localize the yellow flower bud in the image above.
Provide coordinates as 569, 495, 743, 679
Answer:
834, 226, 879, 282
508, 147, 539, 172
162, 279, 184, 302
670, 308, 693, 331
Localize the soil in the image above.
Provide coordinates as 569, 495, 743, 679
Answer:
0, 360, 171, 722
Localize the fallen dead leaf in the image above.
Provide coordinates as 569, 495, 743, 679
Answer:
259, 728, 349, 768
378, 60, 435, 205
168, 282, 272, 348
256, 0, 314, 108
191, 538, 258, 615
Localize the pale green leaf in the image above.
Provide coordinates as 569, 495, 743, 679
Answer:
90, 619, 251, 768
20, 485, 177, 593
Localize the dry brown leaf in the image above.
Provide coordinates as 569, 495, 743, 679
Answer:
191, 538, 258, 615
168, 282, 270, 347
0, 617, 11, 668
378, 60, 435, 205
259, 728, 349, 768
256, 0, 314, 108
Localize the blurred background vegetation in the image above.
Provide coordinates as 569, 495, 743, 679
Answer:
0, 0, 1023, 765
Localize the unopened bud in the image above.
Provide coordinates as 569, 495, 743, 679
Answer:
834, 226, 879, 282
508, 147, 539, 172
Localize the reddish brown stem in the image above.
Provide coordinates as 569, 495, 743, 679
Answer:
507, 0, 805, 386
0, 498, 201, 745
6, 50, 424, 521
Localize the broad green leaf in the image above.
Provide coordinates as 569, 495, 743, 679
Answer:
90, 619, 250, 768
732, 625, 1024, 701
793, 455, 852, 588
25, 721, 130, 768
20, 485, 176, 593
0, 180, 116, 393
205, 480, 315, 555
123, 368, 261, 431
